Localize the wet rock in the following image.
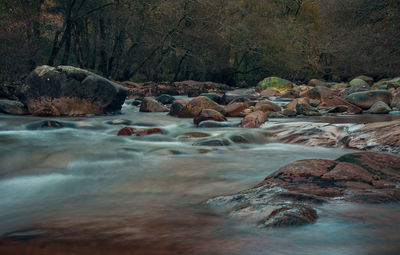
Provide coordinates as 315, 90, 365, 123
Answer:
156, 94, 175, 105
182, 96, 225, 117
266, 112, 285, 118
131, 99, 142, 106
257, 77, 293, 91
193, 138, 231, 146
284, 98, 310, 111
390, 93, 400, 108
207, 152, 400, 227
368, 101, 391, 114
221, 89, 260, 104
135, 128, 163, 136
347, 120, 400, 153
308, 79, 329, 87
300, 86, 335, 101
117, 127, 163, 136
241, 111, 268, 128
348, 83, 370, 95
318, 95, 362, 114
107, 119, 132, 125
25, 120, 76, 130
224, 102, 250, 117
355, 75, 374, 86
348, 78, 370, 88
309, 99, 321, 107
227, 97, 252, 105
255, 100, 281, 112
327, 105, 348, 113
280, 91, 298, 99
194, 109, 227, 126
259, 89, 281, 97
117, 126, 135, 136
295, 102, 320, 116
198, 121, 235, 128
178, 132, 210, 139
346, 90, 392, 109
0, 99, 28, 115
140, 97, 169, 112
18, 65, 127, 116
169, 99, 189, 117
282, 109, 296, 117
199, 93, 222, 104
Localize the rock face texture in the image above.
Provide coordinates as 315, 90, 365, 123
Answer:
345, 90, 392, 109
207, 152, 400, 227
17, 65, 127, 116
261, 120, 400, 154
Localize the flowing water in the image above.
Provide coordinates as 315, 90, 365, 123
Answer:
0, 103, 399, 254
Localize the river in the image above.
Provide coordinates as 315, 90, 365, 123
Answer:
0, 102, 399, 254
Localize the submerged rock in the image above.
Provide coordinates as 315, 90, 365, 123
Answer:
207, 152, 400, 227
156, 94, 175, 105
18, 65, 127, 116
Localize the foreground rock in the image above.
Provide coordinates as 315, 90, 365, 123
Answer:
261, 120, 400, 153
207, 152, 400, 227
18, 65, 127, 116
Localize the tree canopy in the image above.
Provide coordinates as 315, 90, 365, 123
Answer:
1, 0, 399, 84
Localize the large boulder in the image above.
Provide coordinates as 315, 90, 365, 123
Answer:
346, 90, 392, 109
224, 102, 250, 117
257, 77, 293, 91
355, 75, 374, 86
207, 152, 400, 227
18, 65, 127, 116
254, 100, 281, 112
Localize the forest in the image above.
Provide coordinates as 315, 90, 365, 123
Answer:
1, 0, 399, 85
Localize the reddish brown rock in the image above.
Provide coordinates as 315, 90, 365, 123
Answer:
284, 98, 310, 110
118, 127, 136, 136
300, 86, 335, 101
260, 89, 281, 97
207, 152, 400, 227
347, 120, 400, 152
139, 97, 169, 112
224, 102, 250, 117
194, 109, 227, 126
182, 96, 225, 117
169, 99, 189, 117
255, 100, 281, 112
135, 128, 163, 136
280, 91, 298, 99
318, 95, 362, 114
241, 110, 268, 128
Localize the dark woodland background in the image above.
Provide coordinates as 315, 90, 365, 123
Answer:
1, 0, 399, 85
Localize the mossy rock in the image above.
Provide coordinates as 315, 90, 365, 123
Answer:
308, 79, 328, 87
372, 79, 400, 90
348, 78, 369, 88
257, 77, 293, 91
355, 75, 374, 86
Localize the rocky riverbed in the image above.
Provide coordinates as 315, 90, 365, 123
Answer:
0, 66, 399, 254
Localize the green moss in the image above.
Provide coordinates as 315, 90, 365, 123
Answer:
257, 77, 293, 91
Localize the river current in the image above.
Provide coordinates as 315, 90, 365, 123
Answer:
0, 102, 399, 254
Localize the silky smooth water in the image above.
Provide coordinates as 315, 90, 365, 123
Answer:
0, 104, 399, 255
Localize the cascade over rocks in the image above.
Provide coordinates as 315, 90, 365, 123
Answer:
207, 152, 400, 227
18, 65, 128, 116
